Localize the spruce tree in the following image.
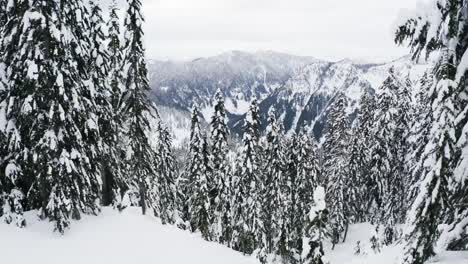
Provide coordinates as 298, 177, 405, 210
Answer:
260, 108, 286, 258
0, 0, 102, 232
444, 0, 468, 251
349, 90, 376, 222
209, 89, 232, 243
121, 0, 158, 215
282, 130, 321, 263
0, 0, 6, 31
406, 72, 434, 212
303, 186, 328, 264
322, 93, 350, 247
154, 122, 178, 225
367, 68, 411, 244
395, 0, 466, 261
231, 97, 263, 254
88, 0, 118, 207
185, 105, 211, 240
105, 0, 128, 206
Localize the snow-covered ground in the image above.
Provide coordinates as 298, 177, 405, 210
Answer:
1, 208, 467, 264
325, 223, 468, 264
0, 208, 258, 264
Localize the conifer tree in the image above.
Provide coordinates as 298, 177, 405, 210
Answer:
366, 68, 411, 245
348, 90, 376, 222
322, 94, 350, 247
444, 0, 468, 251
281, 130, 321, 263
88, 0, 117, 207
0, 0, 6, 30
0, 0, 102, 232
105, 0, 128, 206
231, 97, 263, 254
121, 0, 158, 215
406, 72, 434, 207
185, 105, 211, 240
395, 0, 467, 261
260, 108, 286, 257
152, 122, 178, 225
283, 133, 302, 264
209, 89, 232, 243
303, 186, 328, 264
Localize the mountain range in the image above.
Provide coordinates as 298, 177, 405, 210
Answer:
148, 50, 428, 146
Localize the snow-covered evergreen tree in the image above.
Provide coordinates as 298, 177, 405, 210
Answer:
209, 89, 232, 244
231, 97, 263, 254
322, 93, 350, 247
260, 108, 286, 257
153, 122, 178, 225
0, 0, 102, 232
395, 0, 468, 261
104, 0, 128, 207
185, 105, 211, 240
303, 186, 328, 264
348, 90, 376, 222
281, 130, 321, 263
121, 0, 158, 215
346, 91, 377, 223
87, 0, 119, 207
0, 0, 6, 29
366, 68, 411, 244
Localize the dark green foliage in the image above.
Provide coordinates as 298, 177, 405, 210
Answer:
231, 97, 262, 254
209, 89, 232, 243
154, 122, 178, 225
184, 106, 212, 240
346, 91, 376, 223
0, 0, 102, 233
323, 94, 350, 247
121, 0, 158, 216
396, 1, 468, 262
303, 187, 328, 264
260, 109, 286, 254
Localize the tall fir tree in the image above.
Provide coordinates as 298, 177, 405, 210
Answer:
87, 0, 117, 207
303, 186, 328, 264
260, 108, 286, 259
231, 97, 263, 254
445, 0, 468, 251
121, 0, 158, 215
153, 122, 178, 225
0, 0, 103, 232
322, 93, 351, 247
104, 0, 128, 207
282, 130, 321, 264
347, 90, 376, 223
182, 105, 212, 240
0, 0, 6, 34
209, 89, 232, 244
395, 0, 467, 261
367, 68, 411, 244
406, 72, 434, 208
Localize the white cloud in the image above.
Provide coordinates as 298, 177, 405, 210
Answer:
126, 0, 425, 61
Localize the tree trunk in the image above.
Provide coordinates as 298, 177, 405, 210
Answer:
343, 222, 349, 243
139, 180, 146, 215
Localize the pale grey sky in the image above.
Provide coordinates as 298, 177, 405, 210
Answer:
135, 0, 425, 62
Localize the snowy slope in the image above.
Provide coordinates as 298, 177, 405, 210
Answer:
325, 223, 468, 264
1, 210, 466, 264
0, 208, 259, 264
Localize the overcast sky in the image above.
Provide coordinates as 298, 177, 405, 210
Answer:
137, 0, 424, 62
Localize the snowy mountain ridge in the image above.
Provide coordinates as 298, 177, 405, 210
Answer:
149, 51, 428, 143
